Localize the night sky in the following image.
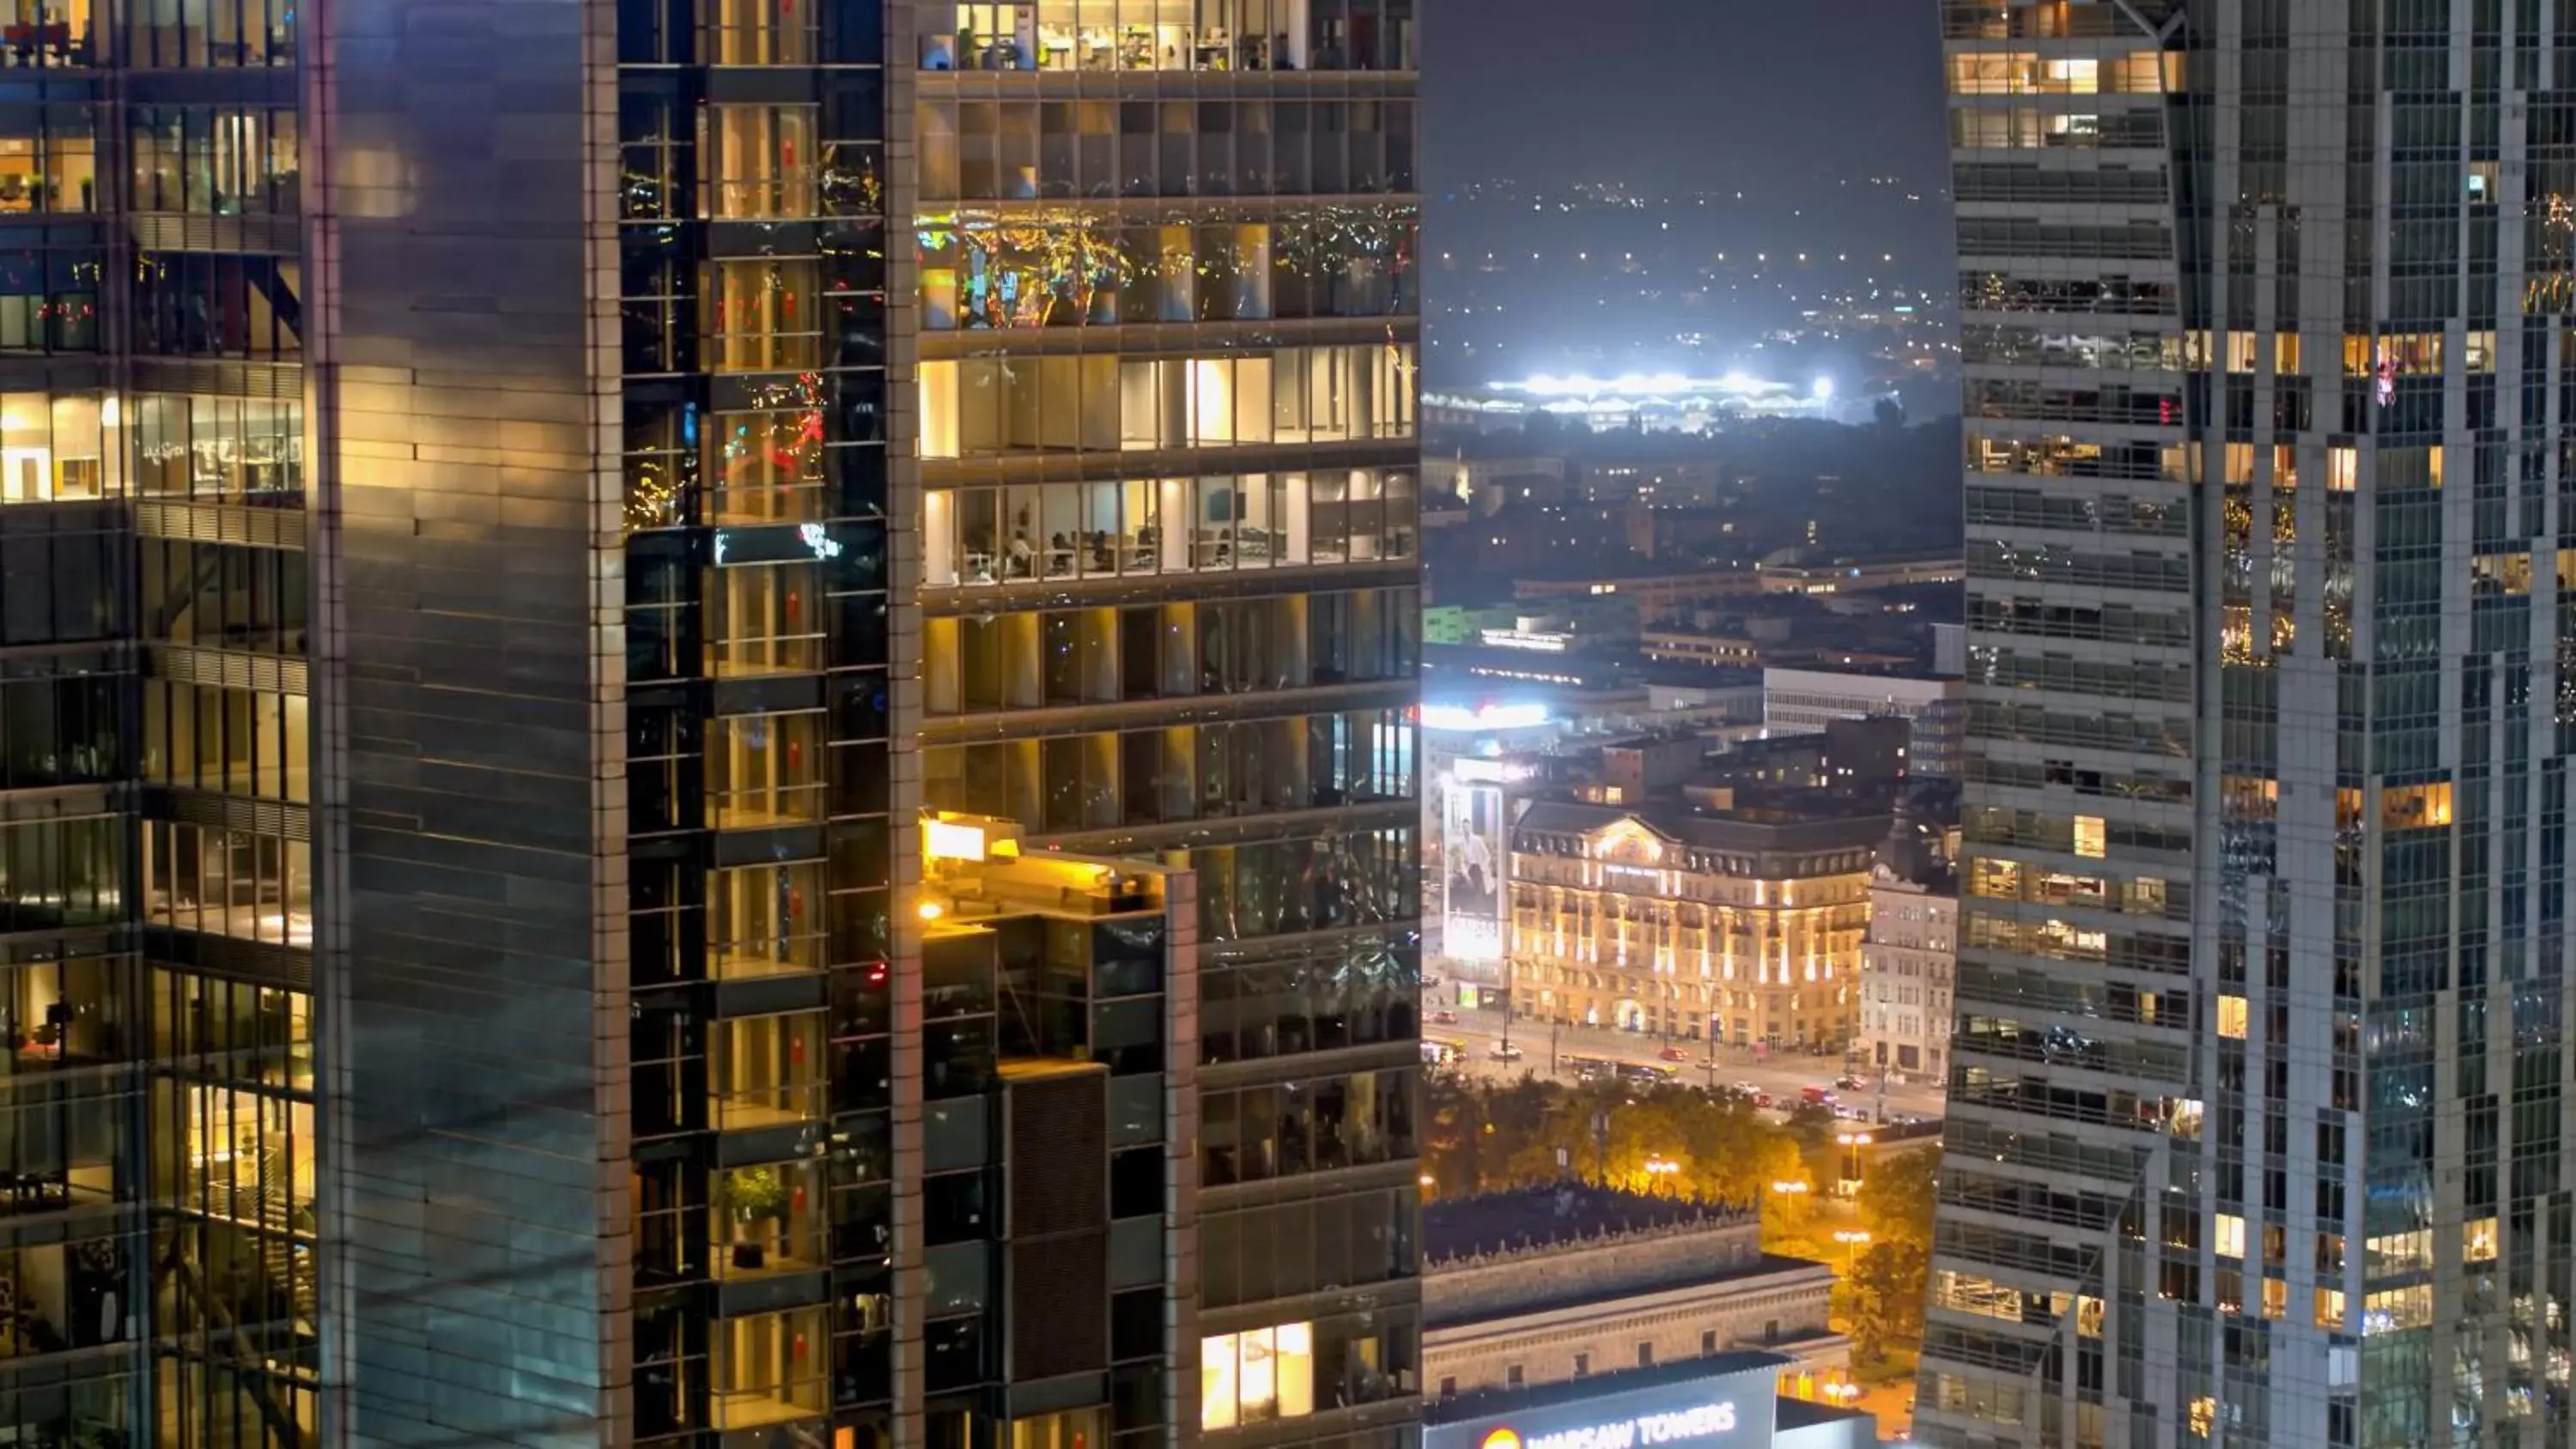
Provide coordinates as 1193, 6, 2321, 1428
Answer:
1427, 0, 1948, 200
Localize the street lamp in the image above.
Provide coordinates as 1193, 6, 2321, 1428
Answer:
1832, 1228, 1872, 1271
1834, 1130, 1873, 1194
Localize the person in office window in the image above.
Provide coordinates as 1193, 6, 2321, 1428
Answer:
1006, 530, 1035, 577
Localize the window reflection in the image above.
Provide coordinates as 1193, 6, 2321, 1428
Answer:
702, 0, 816, 65
710, 861, 824, 978
0, 1238, 126, 1359
163, 1082, 312, 1233
924, 708, 1415, 833
704, 258, 822, 372
916, 97, 1417, 200
0, 1087, 118, 1215
0, 247, 98, 353
708, 711, 827, 830
714, 1305, 829, 1426
920, 0, 1416, 72
0, 817, 122, 931
924, 471, 1414, 585
131, 106, 298, 215
0, 391, 118, 501
125, 0, 291, 67
149, 968, 313, 1091
0, 956, 124, 1067
704, 105, 817, 221
710, 1012, 828, 1131
0, 106, 93, 213
140, 539, 310, 653
920, 586, 1418, 716
141, 680, 309, 802
1200, 1067, 1414, 1184
3, 0, 93, 66
707, 562, 824, 677
0, 673, 121, 787
920, 210, 1413, 325
131, 394, 301, 500
713, 1158, 827, 1276
142, 819, 311, 946
131, 252, 301, 359
706, 394, 827, 525
920, 344, 1414, 458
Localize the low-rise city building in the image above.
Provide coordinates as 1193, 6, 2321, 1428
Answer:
1761, 665, 1965, 779
1424, 1185, 1849, 1402
1755, 548, 1965, 596
1858, 797, 1959, 1085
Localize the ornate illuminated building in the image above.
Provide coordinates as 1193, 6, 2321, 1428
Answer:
0, 1, 1419, 1448
1506, 803, 1882, 1051
1929, 2, 2559, 1446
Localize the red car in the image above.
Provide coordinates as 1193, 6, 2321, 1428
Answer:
1429, 1009, 1459, 1025
1658, 1046, 1689, 1063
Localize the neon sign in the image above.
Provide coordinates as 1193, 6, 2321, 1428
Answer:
1480, 1404, 1741, 1449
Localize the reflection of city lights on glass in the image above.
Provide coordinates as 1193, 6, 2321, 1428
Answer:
799, 523, 844, 561
1422, 703, 1550, 731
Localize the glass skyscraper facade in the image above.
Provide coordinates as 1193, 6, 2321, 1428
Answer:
902, 4, 1426, 1446
0, 1, 1420, 1447
1929, 2, 2563, 1446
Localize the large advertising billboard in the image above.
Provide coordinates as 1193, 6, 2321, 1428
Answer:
1427, 1363, 1781, 1449
1443, 766, 1505, 964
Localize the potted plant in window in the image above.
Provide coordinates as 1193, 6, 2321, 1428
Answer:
720, 1166, 790, 1270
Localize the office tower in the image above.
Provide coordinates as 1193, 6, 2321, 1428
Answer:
1928, 2, 2561, 1446
904, 4, 1427, 1449
0, 2, 1419, 1449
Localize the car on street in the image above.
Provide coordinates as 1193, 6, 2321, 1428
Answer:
1658, 1045, 1690, 1062
1834, 1073, 1868, 1091
1801, 1085, 1837, 1106
1489, 1042, 1524, 1061
1430, 1009, 1459, 1025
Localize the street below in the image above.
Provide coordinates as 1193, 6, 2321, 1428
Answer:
1421, 1003, 1948, 1122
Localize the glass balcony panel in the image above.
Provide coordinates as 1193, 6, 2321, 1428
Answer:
705, 105, 818, 221
703, 259, 823, 373
922, 0, 1407, 73
712, 1305, 829, 1428
702, 0, 817, 64
706, 562, 825, 678
707, 711, 827, 830
712, 1158, 827, 1276
705, 398, 827, 525
709, 1012, 828, 1133
708, 861, 825, 978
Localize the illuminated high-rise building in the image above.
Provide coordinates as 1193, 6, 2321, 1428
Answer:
1929, 3, 2557, 1446
0, 1, 1419, 1447
904, 4, 1428, 1446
